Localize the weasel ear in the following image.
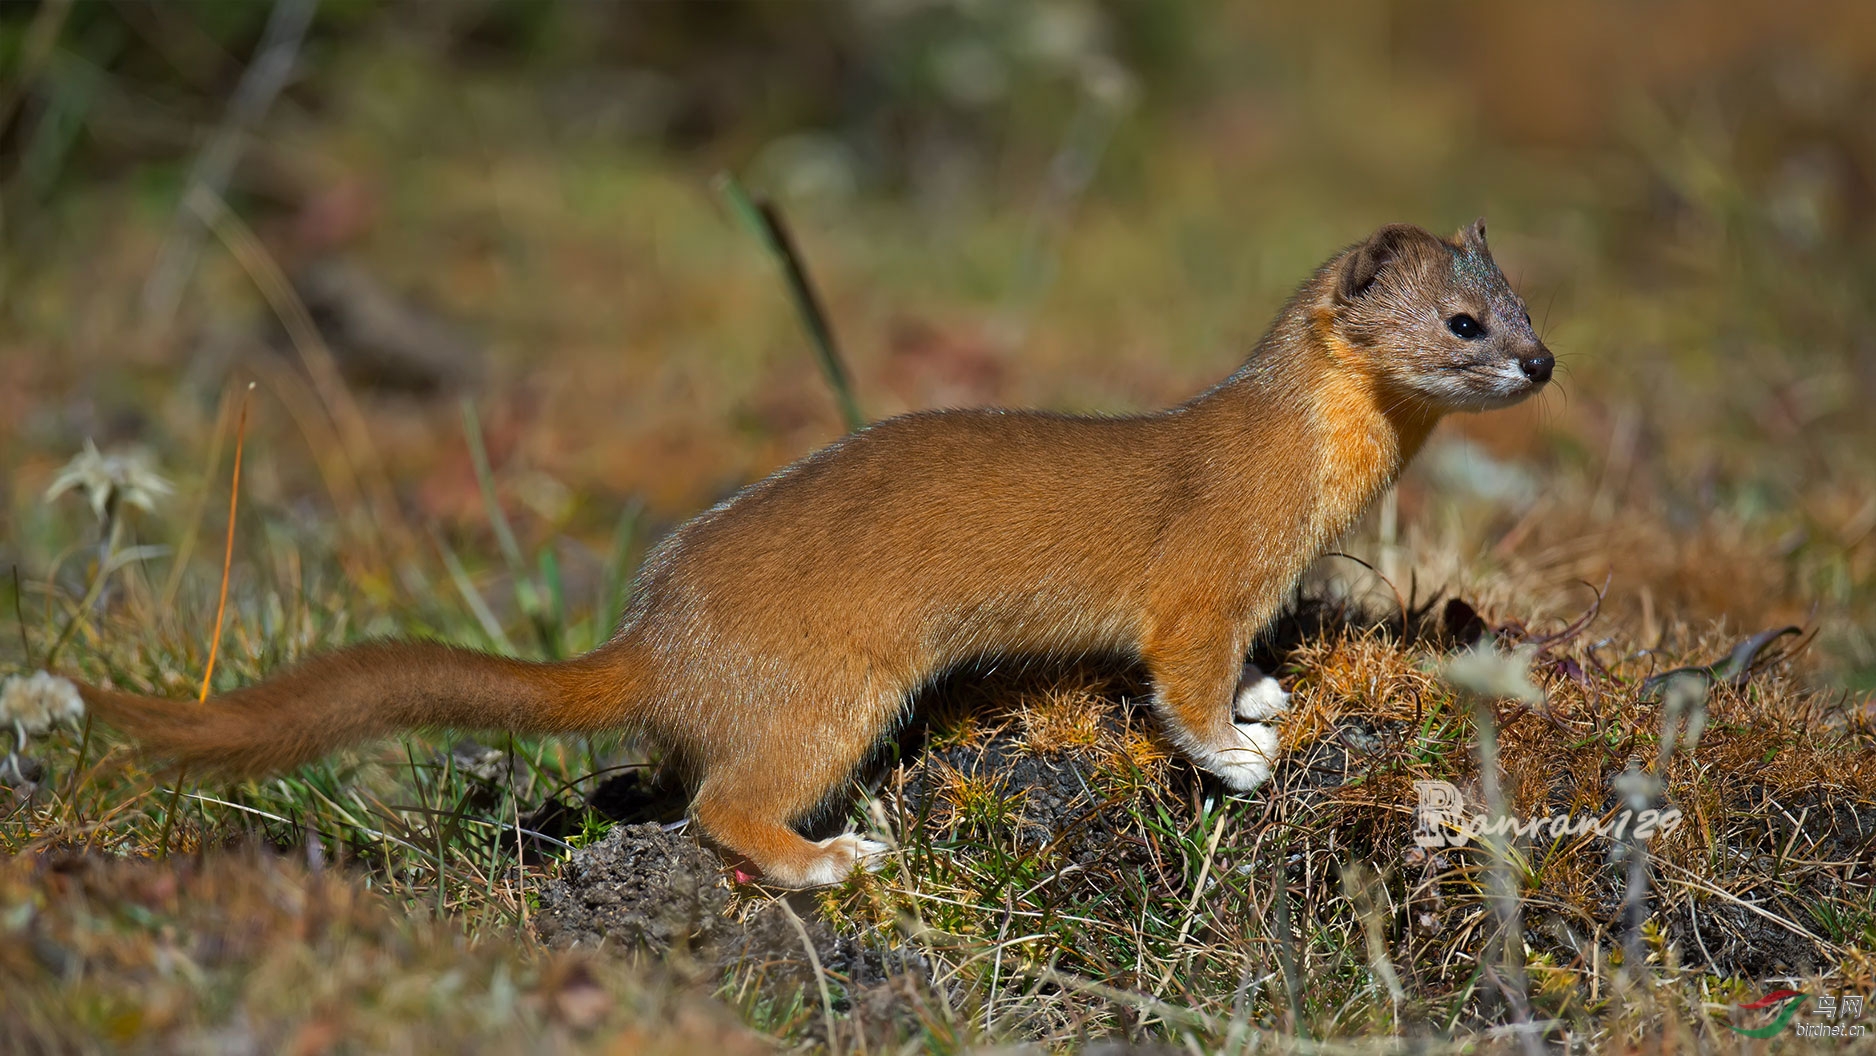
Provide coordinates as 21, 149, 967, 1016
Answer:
1338, 223, 1428, 301
1458, 217, 1488, 251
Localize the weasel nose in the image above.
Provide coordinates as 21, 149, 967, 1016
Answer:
1518, 351, 1554, 384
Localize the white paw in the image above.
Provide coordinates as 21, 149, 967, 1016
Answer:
794, 833, 890, 887
1233, 666, 1291, 722
1195, 722, 1281, 792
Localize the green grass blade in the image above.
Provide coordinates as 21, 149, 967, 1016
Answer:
435, 533, 517, 654
598, 498, 643, 641
460, 399, 547, 649
714, 172, 865, 433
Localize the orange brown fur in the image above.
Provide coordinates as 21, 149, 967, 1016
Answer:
78, 219, 1552, 887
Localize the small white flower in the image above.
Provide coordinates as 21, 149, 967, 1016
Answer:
44, 439, 174, 522
1439, 641, 1544, 704
1, 671, 86, 739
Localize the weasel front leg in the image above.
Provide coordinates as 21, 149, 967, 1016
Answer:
1141, 619, 1283, 792
1232, 661, 1291, 722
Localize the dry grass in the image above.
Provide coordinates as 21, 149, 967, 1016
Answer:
819, 602, 1876, 1050
0, 849, 765, 1055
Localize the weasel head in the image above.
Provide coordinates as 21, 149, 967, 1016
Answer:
1328, 218, 1553, 413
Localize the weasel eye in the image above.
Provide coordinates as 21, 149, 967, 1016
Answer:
1447, 313, 1485, 339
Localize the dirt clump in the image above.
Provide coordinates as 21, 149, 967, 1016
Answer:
533, 822, 929, 1025
534, 822, 738, 955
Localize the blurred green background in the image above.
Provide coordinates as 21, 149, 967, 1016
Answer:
2, 0, 1873, 688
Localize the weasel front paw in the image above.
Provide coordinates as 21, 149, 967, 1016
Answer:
1233, 666, 1291, 722
1195, 722, 1281, 791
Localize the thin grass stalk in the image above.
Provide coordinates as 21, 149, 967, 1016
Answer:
1341, 862, 1406, 1028
512, 778, 528, 930
460, 399, 553, 654
197, 383, 252, 703
1616, 674, 1708, 987
714, 172, 864, 432
1002, 84, 1129, 348
161, 384, 253, 859
0, 0, 73, 135
435, 531, 517, 654
1614, 764, 1653, 982
598, 498, 643, 643
985, 889, 1015, 1036
141, 0, 316, 322
160, 385, 235, 609
777, 897, 841, 1054
190, 186, 403, 566
60, 714, 92, 816
1272, 861, 1306, 1036
41, 525, 126, 670
7, 565, 24, 662
1471, 696, 1544, 1056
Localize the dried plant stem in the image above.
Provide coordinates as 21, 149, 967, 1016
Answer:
1342, 862, 1406, 1024
1157, 803, 1228, 991
189, 186, 405, 566
777, 897, 840, 1053
714, 173, 864, 432
141, 0, 317, 322
1617, 769, 1652, 978
1472, 696, 1543, 1056
1377, 487, 1401, 586
199, 383, 253, 702
162, 383, 253, 860
42, 521, 127, 670
11, 564, 29, 667
1272, 866, 1306, 1036
160, 387, 237, 609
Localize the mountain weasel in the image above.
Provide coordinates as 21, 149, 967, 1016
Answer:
71, 219, 1552, 887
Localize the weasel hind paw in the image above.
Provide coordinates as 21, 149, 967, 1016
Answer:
1198, 722, 1281, 792
795, 833, 890, 887
1233, 668, 1291, 722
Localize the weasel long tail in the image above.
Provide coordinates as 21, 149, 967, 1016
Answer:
74, 640, 641, 776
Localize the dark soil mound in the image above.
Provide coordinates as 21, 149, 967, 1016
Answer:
533, 821, 929, 1041
534, 822, 734, 954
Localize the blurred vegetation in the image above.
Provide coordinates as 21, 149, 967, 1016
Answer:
2, 0, 1875, 1051
3, 1, 1872, 681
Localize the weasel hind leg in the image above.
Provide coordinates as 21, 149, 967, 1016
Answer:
692, 776, 887, 887
685, 679, 902, 886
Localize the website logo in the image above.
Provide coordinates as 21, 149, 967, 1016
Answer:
1728, 990, 1805, 1038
